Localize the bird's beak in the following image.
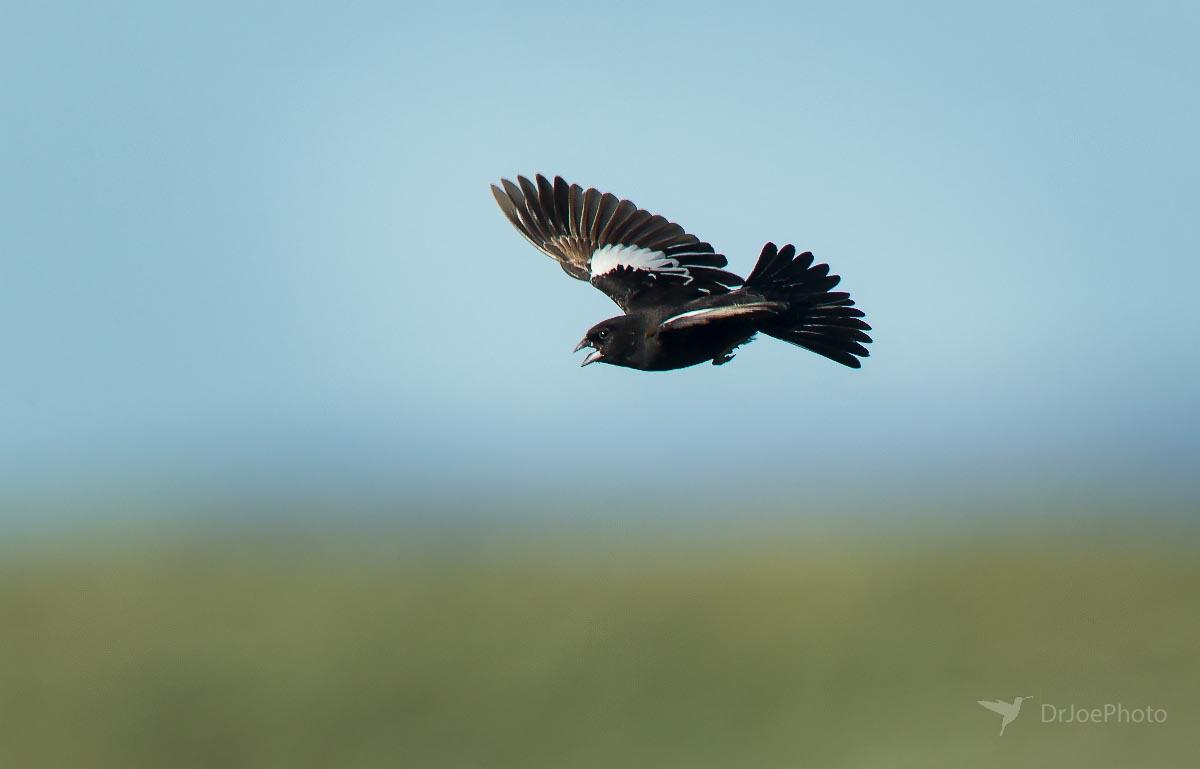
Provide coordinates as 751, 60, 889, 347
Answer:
573, 337, 603, 367
579, 349, 604, 367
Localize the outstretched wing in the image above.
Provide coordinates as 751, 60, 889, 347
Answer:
976, 700, 1008, 716
491, 174, 742, 312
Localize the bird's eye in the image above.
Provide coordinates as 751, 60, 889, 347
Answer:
597, 329, 610, 341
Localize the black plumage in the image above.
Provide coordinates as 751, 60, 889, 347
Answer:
491, 174, 872, 371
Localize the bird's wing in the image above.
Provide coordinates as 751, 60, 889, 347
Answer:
976, 700, 1008, 715
491, 174, 743, 312
658, 300, 787, 332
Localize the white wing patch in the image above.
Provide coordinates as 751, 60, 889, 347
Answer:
661, 308, 715, 323
659, 302, 786, 331
589, 244, 693, 283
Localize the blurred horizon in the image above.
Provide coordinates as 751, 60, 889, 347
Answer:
3, 517, 1198, 768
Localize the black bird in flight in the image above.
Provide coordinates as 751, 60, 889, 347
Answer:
491, 174, 871, 371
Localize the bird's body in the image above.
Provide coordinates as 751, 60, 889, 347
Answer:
491, 174, 871, 371
578, 308, 758, 371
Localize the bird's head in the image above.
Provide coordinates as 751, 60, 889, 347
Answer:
574, 316, 640, 367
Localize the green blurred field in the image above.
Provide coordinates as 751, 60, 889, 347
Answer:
2, 517, 1197, 768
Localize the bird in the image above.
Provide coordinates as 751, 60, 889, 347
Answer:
490, 174, 871, 371
976, 696, 1033, 736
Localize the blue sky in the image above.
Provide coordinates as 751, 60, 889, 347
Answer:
3, 1, 1197, 507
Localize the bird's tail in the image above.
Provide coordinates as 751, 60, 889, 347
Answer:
744, 242, 872, 368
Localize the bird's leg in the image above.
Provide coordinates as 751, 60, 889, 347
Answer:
712, 345, 739, 366
711, 335, 754, 365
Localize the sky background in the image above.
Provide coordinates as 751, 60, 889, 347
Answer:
3, 1, 1197, 512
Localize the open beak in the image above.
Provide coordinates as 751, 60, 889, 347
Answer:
573, 337, 604, 367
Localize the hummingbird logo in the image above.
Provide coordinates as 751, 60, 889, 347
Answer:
977, 696, 1033, 735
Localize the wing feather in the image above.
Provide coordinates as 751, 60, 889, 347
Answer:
600, 199, 638, 245
659, 302, 787, 332
581, 187, 602, 241
491, 174, 743, 311
568, 182, 584, 240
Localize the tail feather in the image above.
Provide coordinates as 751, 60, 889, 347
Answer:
746, 242, 872, 368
